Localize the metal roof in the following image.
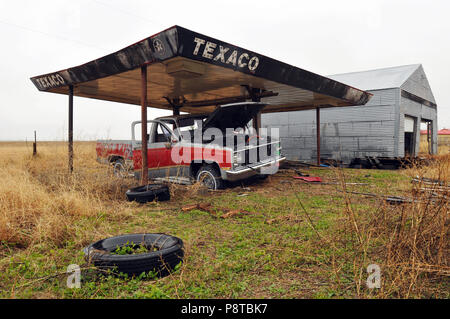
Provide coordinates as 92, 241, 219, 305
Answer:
328, 64, 421, 91
30, 25, 371, 114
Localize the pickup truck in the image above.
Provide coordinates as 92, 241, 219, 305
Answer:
96, 102, 285, 190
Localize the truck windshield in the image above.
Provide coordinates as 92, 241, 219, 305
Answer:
160, 116, 207, 141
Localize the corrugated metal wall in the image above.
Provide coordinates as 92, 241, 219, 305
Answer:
262, 89, 399, 163
401, 65, 436, 104
262, 66, 438, 164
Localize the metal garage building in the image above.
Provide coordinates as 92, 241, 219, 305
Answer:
262, 64, 438, 164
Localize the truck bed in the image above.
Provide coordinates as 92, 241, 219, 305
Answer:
96, 140, 133, 164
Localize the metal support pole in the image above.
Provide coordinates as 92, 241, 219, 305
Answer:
252, 111, 262, 161
68, 85, 74, 173
250, 88, 262, 133
33, 130, 37, 156
316, 107, 321, 166
252, 112, 261, 131
427, 122, 431, 154
173, 98, 181, 116
140, 66, 149, 185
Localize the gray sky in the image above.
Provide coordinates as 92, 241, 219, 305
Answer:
0, 0, 448, 141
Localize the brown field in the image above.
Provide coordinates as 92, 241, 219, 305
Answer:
419, 135, 450, 155
0, 141, 448, 299
0, 141, 136, 247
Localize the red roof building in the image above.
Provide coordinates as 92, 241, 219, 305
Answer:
421, 129, 450, 135
438, 128, 450, 135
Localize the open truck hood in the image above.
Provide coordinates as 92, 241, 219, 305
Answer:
202, 102, 266, 131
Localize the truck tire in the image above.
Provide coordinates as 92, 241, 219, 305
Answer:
113, 159, 126, 178
126, 184, 170, 203
196, 165, 224, 190
257, 174, 269, 180
84, 233, 184, 277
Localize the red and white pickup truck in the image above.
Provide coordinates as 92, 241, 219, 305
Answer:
96, 102, 285, 189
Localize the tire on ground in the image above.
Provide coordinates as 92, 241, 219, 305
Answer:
196, 164, 224, 190
126, 184, 170, 203
84, 233, 184, 277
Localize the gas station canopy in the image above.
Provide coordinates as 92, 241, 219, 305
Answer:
30, 25, 371, 114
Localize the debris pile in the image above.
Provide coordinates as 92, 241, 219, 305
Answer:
411, 176, 449, 200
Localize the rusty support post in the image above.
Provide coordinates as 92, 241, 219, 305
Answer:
251, 88, 262, 133
316, 107, 320, 166
252, 112, 261, 131
68, 85, 74, 173
251, 111, 262, 162
140, 66, 148, 185
33, 130, 37, 156
427, 122, 431, 154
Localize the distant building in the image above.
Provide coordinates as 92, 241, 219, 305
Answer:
421, 128, 450, 135
262, 64, 438, 163
422, 128, 450, 148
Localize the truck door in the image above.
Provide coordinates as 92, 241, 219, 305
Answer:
148, 122, 180, 178
132, 120, 175, 178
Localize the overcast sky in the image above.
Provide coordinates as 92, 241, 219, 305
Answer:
0, 0, 448, 141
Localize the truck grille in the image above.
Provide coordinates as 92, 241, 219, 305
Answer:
236, 139, 279, 167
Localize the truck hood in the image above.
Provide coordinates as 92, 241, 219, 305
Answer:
202, 102, 266, 132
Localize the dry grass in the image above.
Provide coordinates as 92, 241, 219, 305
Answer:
0, 142, 137, 248
438, 144, 450, 155
331, 154, 449, 298
0, 141, 448, 298
419, 135, 450, 155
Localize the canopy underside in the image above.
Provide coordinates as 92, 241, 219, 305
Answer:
32, 25, 371, 114
46, 57, 356, 114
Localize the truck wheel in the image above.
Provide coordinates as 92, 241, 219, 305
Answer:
113, 159, 126, 178
196, 165, 224, 190
84, 233, 184, 277
126, 184, 171, 203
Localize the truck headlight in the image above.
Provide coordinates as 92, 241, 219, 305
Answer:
276, 142, 282, 155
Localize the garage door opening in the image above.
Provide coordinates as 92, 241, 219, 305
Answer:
404, 116, 416, 156
419, 120, 433, 155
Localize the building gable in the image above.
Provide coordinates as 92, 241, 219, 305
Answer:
401, 65, 436, 105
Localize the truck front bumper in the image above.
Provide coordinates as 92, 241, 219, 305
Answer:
223, 156, 286, 182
